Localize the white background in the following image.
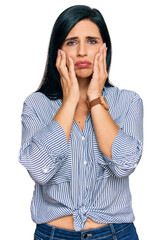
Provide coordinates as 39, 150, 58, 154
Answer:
0, 0, 162, 239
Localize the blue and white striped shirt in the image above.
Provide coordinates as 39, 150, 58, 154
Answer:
19, 86, 143, 231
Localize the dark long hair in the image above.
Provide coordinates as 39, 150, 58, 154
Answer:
37, 5, 113, 100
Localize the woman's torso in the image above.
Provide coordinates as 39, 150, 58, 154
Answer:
47, 103, 108, 230
19, 87, 138, 231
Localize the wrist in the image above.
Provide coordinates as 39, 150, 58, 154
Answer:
87, 94, 101, 102
87, 96, 109, 111
62, 100, 78, 110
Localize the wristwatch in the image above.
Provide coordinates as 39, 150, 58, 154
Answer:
87, 96, 109, 111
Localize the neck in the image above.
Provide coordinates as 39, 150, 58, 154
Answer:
78, 76, 90, 88
60, 77, 91, 102
77, 77, 90, 103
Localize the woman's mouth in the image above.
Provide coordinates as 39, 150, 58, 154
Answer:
75, 61, 92, 68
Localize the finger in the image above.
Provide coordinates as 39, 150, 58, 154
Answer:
56, 49, 61, 71
68, 57, 77, 82
59, 50, 70, 81
99, 44, 108, 79
98, 43, 106, 73
103, 47, 108, 79
103, 47, 107, 72
93, 52, 100, 79
56, 50, 67, 87
99, 43, 106, 54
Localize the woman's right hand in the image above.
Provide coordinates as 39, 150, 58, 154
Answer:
56, 49, 80, 106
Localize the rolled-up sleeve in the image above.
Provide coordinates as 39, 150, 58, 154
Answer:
102, 94, 143, 178
19, 102, 68, 185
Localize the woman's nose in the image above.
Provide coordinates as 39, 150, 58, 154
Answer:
77, 43, 87, 57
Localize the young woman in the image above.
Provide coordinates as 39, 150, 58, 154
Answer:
19, 5, 143, 240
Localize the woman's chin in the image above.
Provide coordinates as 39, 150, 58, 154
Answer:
75, 69, 93, 79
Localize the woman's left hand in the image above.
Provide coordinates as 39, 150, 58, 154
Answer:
87, 43, 108, 101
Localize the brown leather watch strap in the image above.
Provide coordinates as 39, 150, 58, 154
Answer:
87, 97, 101, 111
87, 96, 109, 111
90, 97, 101, 108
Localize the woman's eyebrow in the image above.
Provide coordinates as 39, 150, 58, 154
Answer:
64, 37, 78, 42
64, 36, 101, 42
86, 36, 101, 40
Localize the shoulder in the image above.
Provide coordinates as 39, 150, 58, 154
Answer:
103, 86, 143, 105
21, 92, 50, 116
23, 92, 48, 106
22, 92, 62, 115
22, 92, 62, 122
23, 91, 61, 109
103, 86, 143, 121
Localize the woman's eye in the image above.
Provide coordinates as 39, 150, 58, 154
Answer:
88, 39, 97, 44
66, 41, 76, 46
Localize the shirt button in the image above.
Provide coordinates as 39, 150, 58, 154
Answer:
42, 167, 49, 173
134, 163, 137, 168
82, 136, 85, 141
84, 160, 87, 165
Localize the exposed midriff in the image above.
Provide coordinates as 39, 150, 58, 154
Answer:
47, 215, 108, 230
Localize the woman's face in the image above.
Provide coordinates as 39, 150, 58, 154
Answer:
61, 19, 103, 79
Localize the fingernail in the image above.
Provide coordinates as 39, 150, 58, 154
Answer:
100, 43, 106, 51
58, 49, 63, 55
68, 56, 72, 62
101, 43, 106, 50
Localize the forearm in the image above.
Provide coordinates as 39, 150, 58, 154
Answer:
91, 104, 120, 159
53, 101, 77, 143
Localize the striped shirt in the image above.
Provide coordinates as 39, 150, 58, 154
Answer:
19, 86, 143, 231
